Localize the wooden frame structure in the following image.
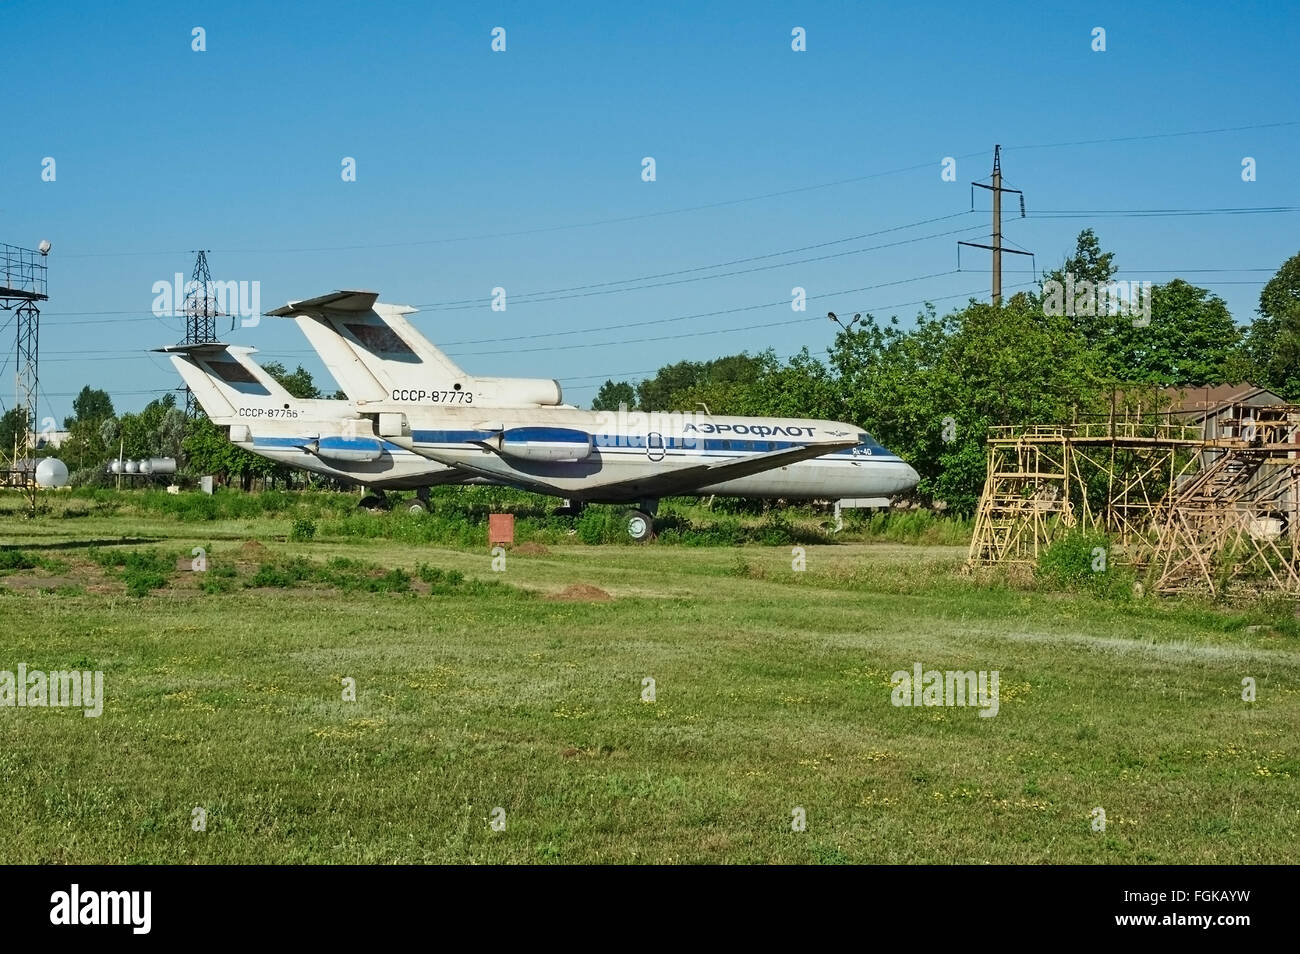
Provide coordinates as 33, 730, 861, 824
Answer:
968, 407, 1300, 596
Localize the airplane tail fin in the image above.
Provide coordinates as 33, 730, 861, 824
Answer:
268, 290, 564, 407
155, 342, 297, 424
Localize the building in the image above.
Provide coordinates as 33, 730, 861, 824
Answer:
1159, 383, 1290, 439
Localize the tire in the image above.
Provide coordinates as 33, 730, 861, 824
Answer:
624, 509, 655, 542
358, 494, 389, 511
404, 498, 429, 514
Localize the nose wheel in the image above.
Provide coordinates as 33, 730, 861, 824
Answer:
624, 509, 655, 542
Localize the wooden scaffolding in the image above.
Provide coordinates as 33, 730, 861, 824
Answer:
968, 408, 1300, 596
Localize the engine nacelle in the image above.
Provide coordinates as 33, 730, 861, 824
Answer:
306, 435, 386, 462
474, 377, 564, 407
496, 427, 592, 461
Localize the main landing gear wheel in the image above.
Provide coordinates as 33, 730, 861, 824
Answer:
403, 498, 429, 514
624, 509, 655, 543
358, 493, 390, 511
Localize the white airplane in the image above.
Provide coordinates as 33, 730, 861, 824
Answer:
261, 290, 920, 539
160, 341, 466, 506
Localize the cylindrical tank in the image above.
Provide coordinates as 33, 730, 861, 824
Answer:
109, 460, 123, 474
140, 457, 177, 476
35, 458, 69, 488
125, 460, 140, 474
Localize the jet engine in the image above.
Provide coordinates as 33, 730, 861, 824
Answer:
303, 435, 386, 463
493, 427, 592, 461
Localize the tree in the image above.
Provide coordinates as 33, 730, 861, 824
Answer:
66, 386, 114, 428
591, 379, 636, 411
0, 406, 30, 458
261, 361, 321, 399
829, 298, 1106, 512
1108, 280, 1242, 385
1242, 250, 1300, 400
56, 386, 118, 469
634, 360, 707, 410
634, 354, 763, 411
1040, 228, 1119, 347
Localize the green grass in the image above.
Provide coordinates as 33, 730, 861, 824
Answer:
0, 486, 971, 548
0, 495, 1297, 863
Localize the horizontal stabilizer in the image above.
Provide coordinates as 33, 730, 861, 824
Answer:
152, 342, 236, 355
265, 290, 379, 316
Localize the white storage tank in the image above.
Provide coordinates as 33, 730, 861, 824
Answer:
140, 457, 177, 476
35, 458, 69, 488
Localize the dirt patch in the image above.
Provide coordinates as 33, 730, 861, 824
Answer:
546, 583, 612, 602
240, 540, 268, 557
512, 542, 551, 556
2, 574, 77, 591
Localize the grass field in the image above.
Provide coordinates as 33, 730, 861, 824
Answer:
1, 489, 1298, 863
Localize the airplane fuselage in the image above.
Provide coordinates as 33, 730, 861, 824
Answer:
369, 405, 918, 502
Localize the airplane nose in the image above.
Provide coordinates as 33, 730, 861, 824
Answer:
902, 462, 920, 492
882, 461, 920, 494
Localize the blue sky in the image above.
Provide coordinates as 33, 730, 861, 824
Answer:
3, 0, 1297, 422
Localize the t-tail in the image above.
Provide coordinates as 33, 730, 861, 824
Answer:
156, 342, 307, 425
266, 289, 567, 408
156, 342, 396, 466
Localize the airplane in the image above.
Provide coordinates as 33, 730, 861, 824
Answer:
262, 290, 920, 540
160, 341, 469, 506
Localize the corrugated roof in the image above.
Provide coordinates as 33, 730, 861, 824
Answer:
1160, 383, 1285, 418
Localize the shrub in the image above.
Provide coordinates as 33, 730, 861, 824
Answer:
1037, 531, 1133, 598
0, 550, 37, 573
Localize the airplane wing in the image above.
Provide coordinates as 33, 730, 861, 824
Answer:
406, 438, 856, 500
587, 440, 857, 499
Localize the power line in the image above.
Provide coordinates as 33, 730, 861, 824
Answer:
49, 120, 1299, 261
55, 155, 992, 261
416, 225, 990, 312
437, 270, 963, 346
43, 207, 1294, 326
412, 211, 975, 308
449, 284, 1033, 358
36, 266, 1281, 360
1026, 206, 1300, 219
1002, 120, 1300, 152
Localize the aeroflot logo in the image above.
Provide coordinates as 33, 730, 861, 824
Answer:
683, 422, 815, 437
50, 884, 151, 934
591, 407, 816, 446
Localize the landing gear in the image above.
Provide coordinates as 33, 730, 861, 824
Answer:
553, 498, 586, 517
358, 490, 390, 511
403, 487, 431, 514
624, 509, 655, 542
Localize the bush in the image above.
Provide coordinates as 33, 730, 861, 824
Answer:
576, 508, 624, 545
1037, 531, 1133, 598
0, 550, 37, 573
289, 517, 317, 542
417, 563, 466, 587
86, 547, 176, 595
